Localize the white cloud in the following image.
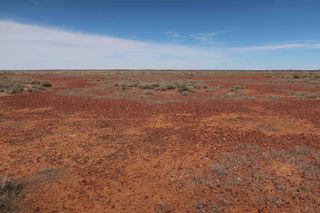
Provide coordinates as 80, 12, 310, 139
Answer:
229, 43, 320, 52
0, 20, 319, 70
165, 31, 221, 43
0, 20, 225, 69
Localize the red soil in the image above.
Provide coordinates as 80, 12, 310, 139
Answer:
1, 71, 320, 212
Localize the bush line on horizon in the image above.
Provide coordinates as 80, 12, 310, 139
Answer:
114, 80, 209, 95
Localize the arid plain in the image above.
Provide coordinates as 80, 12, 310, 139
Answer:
1, 71, 320, 212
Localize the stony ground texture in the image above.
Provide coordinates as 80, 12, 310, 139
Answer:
0, 71, 320, 212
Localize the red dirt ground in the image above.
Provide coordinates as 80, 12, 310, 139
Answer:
1, 71, 320, 212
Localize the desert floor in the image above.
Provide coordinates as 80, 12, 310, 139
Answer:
1, 71, 320, 212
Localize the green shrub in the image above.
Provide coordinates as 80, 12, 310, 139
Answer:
6, 85, 24, 94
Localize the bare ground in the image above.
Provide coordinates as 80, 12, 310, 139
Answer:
0, 71, 320, 212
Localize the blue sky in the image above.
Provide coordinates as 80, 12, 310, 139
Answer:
0, 0, 319, 69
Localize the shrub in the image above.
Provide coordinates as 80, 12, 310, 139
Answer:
139, 83, 156, 90
212, 163, 228, 176
128, 82, 140, 87
40, 81, 52, 87
151, 82, 160, 88
292, 74, 300, 79
229, 85, 242, 92
119, 84, 129, 90
0, 177, 23, 213
155, 85, 167, 91
177, 84, 195, 94
31, 85, 45, 92
175, 80, 184, 87
144, 90, 153, 95
193, 83, 202, 89
31, 80, 41, 85
6, 85, 24, 94
25, 88, 33, 92
181, 91, 189, 96
166, 83, 176, 90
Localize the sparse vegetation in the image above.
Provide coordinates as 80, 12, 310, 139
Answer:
144, 90, 153, 95
0, 75, 52, 94
0, 177, 23, 213
194, 143, 320, 211
271, 72, 320, 84
156, 203, 175, 213
181, 90, 189, 96
32, 85, 46, 92
229, 85, 242, 92
114, 79, 203, 95
1, 71, 320, 212
5, 84, 24, 94
212, 163, 228, 176
207, 85, 224, 92
40, 81, 52, 87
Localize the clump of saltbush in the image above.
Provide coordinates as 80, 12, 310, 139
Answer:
0, 77, 52, 94
40, 81, 52, 87
114, 79, 206, 96
229, 85, 242, 92
5, 84, 24, 94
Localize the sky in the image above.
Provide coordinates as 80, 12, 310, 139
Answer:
0, 0, 320, 70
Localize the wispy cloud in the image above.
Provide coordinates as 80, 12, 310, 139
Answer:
165, 29, 235, 44
165, 31, 183, 39
165, 31, 221, 43
190, 32, 219, 42
30, 0, 40, 5
0, 20, 319, 70
227, 43, 320, 52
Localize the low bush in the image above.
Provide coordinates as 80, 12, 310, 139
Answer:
229, 85, 242, 92
6, 85, 24, 94
139, 83, 157, 90
212, 163, 228, 176
114, 79, 204, 96
0, 177, 23, 213
31, 85, 46, 92
177, 84, 195, 94
31, 80, 41, 85
143, 90, 153, 95
181, 91, 189, 96
40, 81, 52, 87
